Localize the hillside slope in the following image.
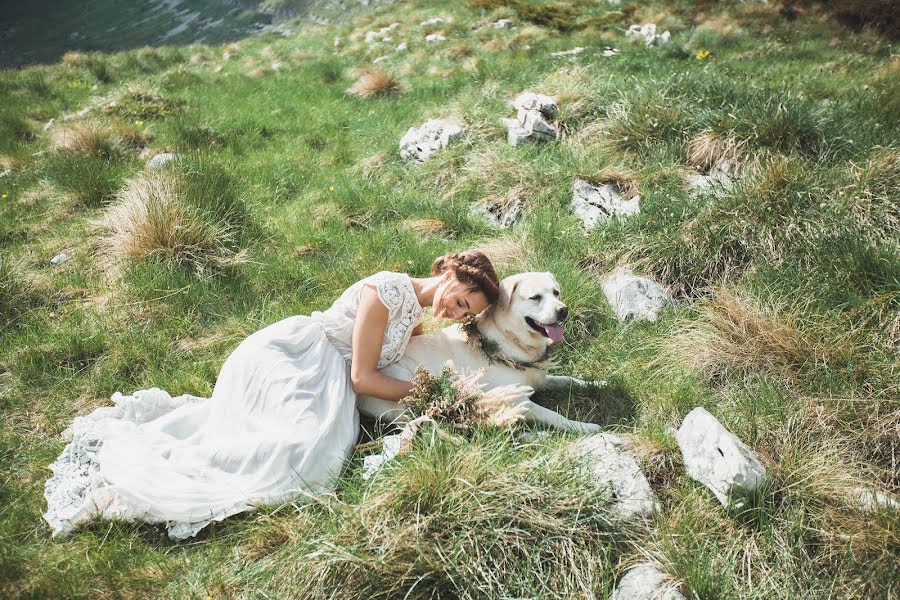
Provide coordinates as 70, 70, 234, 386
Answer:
0, 0, 897, 598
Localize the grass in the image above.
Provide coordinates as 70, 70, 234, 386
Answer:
0, 0, 898, 598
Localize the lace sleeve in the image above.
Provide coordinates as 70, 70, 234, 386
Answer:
373, 274, 422, 368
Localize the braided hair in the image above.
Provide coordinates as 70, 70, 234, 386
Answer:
431, 250, 500, 304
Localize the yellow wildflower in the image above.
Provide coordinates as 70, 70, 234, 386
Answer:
134, 120, 144, 126
1, 193, 7, 199
328, 185, 335, 192
696, 49, 711, 60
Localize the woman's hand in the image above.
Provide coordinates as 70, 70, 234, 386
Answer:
349, 284, 415, 401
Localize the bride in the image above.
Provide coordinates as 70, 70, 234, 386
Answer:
44, 250, 500, 539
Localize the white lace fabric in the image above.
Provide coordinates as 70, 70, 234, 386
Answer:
43, 271, 423, 539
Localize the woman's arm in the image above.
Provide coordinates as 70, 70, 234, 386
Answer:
349, 284, 415, 401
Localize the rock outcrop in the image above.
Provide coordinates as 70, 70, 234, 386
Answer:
610, 563, 686, 600
626, 23, 671, 46
399, 119, 464, 162
502, 92, 558, 146
602, 269, 671, 322
570, 178, 640, 229
676, 407, 768, 507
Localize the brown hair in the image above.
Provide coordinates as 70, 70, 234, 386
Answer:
431, 250, 500, 304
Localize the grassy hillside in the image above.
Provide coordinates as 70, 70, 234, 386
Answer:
0, 0, 897, 597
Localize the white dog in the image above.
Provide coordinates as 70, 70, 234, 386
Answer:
357, 272, 602, 433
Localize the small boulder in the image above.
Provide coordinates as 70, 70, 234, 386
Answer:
602, 268, 671, 322
569, 433, 658, 519
399, 119, 464, 163
425, 32, 446, 44
420, 17, 446, 27
365, 22, 399, 45
850, 487, 900, 513
626, 23, 671, 46
469, 191, 524, 229
396, 42, 408, 52
373, 55, 389, 64
603, 47, 619, 57
50, 252, 70, 266
146, 152, 180, 170
493, 19, 515, 29
610, 563, 685, 600
570, 178, 640, 229
686, 158, 741, 193
676, 407, 768, 507
502, 92, 559, 146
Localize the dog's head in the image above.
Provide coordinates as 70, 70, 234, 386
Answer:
492, 272, 568, 344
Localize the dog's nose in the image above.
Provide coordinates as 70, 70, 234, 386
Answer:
557, 306, 569, 321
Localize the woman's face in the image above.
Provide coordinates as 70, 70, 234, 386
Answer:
433, 274, 489, 320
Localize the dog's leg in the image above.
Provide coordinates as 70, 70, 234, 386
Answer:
537, 375, 607, 391
519, 400, 600, 433
357, 395, 406, 424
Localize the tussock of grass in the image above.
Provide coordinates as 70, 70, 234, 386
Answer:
686, 130, 743, 173
48, 125, 118, 158
347, 68, 402, 97
44, 151, 127, 207
230, 433, 629, 599
96, 163, 252, 275
102, 86, 185, 120
0, 257, 41, 330
656, 290, 826, 385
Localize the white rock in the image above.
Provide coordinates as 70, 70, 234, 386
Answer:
686, 158, 741, 193
603, 47, 619, 57
50, 252, 70, 266
570, 178, 641, 229
493, 19, 515, 29
469, 193, 524, 229
676, 407, 768, 507
396, 42, 408, 52
512, 92, 558, 118
362, 434, 402, 480
0, 168, 13, 179
425, 33, 446, 44
569, 433, 658, 519
373, 55, 389, 64
399, 119, 464, 163
147, 152, 180, 170
603, 268, 671, 322
365, 22, 400, 45
626, 23, 672, 46
610, 563, 685, 600
850, 487, 900, 513
420, 17, 446, 27
43, 118, 57, 132
551, 47, 585, 57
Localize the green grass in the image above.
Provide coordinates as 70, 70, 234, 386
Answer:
0, 0, 898, 598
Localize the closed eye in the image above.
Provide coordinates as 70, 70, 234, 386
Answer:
530, 295, 542, 301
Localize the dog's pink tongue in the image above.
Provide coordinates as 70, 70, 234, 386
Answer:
543, 323, 564, 342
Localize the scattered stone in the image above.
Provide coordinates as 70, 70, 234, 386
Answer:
365, 22, 399, 45
850, 487, 900, 513
603, 47, 619, 57
469, 190, 524, 229
0, 168, 13, 179
686, 159, 741, 193
493, 18, 515, 29
396, 42, 408, 52
425, 32, 446, 44
569, 433, 658, 519
603, 268, 671, 322
551, 47, 585, 57
50, 252, 70, 266
362, 433, 402, 480
420, 17, 446, 27
676, 407, 768, 507
610, 563, 686, 600
502, 92, 559, 146
399, 119, 464, 163
43, 118, 56, 132
146, 152, 181, 170
570, 178, 641, 229
626, 23, 672, 46
373, 55, 389, 64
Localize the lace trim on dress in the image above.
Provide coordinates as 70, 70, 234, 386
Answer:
373, 273, 422, 369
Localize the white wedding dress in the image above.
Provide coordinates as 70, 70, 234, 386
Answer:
44, 271, 423, 539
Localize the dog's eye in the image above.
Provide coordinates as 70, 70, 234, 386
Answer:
552, 290, 560, 297
530, 295, 542, 301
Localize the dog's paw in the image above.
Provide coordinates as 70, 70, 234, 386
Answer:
571, 421, 602, 434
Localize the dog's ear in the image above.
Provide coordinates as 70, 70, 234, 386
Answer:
497, 274, 524, 310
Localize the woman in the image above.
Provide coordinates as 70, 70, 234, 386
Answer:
44, 251, 500, 539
